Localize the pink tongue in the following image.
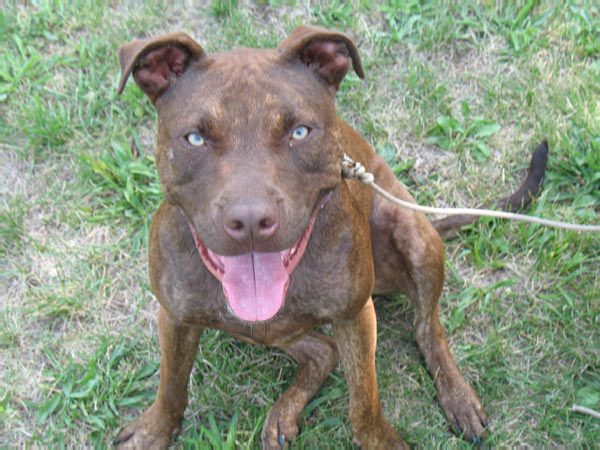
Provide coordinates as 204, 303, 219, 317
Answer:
221, 252, 289, 322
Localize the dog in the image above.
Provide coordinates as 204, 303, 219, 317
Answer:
114, 25, 547, 448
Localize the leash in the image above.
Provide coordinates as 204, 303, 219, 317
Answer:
341, 154, 600, 232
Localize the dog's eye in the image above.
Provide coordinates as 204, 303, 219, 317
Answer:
291, 126, 310, 140
186, 133, 205, 147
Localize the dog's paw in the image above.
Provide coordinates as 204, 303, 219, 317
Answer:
114, 404, 179, 449
352, 418, 410, 450
436, 381, 489, 443
352, 435, 409, 450
260, 401, 302, 449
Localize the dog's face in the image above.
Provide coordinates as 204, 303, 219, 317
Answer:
154, 47, 343, 254
118, 27, 364, 321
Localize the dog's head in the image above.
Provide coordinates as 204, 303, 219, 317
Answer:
118, 26, 363, 321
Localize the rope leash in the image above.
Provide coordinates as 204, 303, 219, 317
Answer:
341, 154, 600, 232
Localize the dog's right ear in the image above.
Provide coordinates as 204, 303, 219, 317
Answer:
117, 32, 205, 104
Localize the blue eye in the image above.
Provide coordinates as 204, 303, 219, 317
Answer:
186, 133, 205, 147
291, 126, 309, 140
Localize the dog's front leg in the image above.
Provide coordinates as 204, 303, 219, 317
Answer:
115, 307, 202, 449
333, 298, 407, 449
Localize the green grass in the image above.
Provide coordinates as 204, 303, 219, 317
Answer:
1, 0, 598, 447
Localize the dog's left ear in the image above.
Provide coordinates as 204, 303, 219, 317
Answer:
278, 25, 364, 92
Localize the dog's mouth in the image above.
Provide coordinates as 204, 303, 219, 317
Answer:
186, 194, 330, 322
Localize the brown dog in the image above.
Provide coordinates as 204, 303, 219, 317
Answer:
114, 26, 546, 448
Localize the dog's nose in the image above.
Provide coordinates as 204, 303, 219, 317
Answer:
223, 201, 280, 245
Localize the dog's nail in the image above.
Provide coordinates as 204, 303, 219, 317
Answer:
457, 426, 463, 435
473, 436, 482, 445
278, 433, 286, 447
482, 420, 488, 428
113, 437, 121, 446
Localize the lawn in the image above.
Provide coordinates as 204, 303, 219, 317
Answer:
0, 0, 598, 447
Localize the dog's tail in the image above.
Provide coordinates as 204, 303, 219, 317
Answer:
432, 140, 549, 239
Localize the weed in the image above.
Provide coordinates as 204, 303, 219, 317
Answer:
34, 337, 157, 445
311, 0, 356, 28
211, 0, 240, 18
426, 109, 501, 160
81, 135, 162, 247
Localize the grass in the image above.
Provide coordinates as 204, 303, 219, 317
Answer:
0, 0, 598, 447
